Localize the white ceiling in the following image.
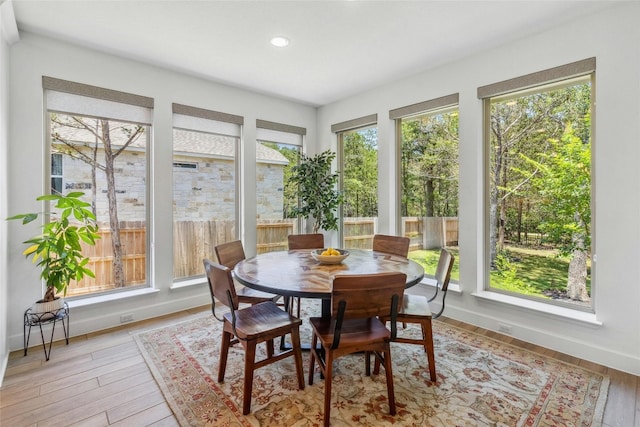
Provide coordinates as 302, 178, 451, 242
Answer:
11, 0, 618, 107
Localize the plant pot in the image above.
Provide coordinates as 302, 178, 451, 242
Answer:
31, 297, 65, 320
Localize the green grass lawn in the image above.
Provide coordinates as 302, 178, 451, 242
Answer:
408, 247, 460, 281
408, 246, 591, 300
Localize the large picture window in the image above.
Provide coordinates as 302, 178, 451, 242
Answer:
255, 120, 305, 254
172, 104, 242, 282
333, 115, 378, 249
480, 59, 595, 310
44, 77, 153, 298
392, 94, 460, 283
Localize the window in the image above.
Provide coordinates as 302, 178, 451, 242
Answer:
44, 76, 153, 298
255, 120, 305, 254
172, 104, 243, 282
391, 94, 460, 283
333, 114, 378, 249
51, 153, 63, 195
479, 58, 595, 310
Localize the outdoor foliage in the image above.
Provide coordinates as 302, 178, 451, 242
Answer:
342, 128, 378, 217
401, 110, 459, 218
489, 80, 592, 302
409, 247, 591, 303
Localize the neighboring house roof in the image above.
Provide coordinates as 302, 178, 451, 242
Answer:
51, 120, 288, 165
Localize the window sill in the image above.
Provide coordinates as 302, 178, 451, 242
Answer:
67, 287, 160, 309
416, 277, 462, 294
170, 277, 207, 290
472, 290, 602, 326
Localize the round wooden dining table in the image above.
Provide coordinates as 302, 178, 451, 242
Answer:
233, 248, 425, 317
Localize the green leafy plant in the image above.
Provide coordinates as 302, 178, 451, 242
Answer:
8, 192, 100, 302
289, 150, 344, 233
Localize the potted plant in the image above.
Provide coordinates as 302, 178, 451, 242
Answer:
8, 192, 100, 313
289, 150, 344, 233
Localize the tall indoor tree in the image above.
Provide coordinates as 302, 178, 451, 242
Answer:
289, 150, 343, 233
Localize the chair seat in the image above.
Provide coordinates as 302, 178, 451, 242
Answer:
236, 286, 281, 304
309, 316, 390, 347
224, 301, 301, 340
397, 293, 433, 320
381, 293, 436, 383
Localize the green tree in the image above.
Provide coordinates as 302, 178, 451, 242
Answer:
342, 129, 378, 217
401, 111, 459, 218
520, 125, 591, 301
489, 83, 590, 267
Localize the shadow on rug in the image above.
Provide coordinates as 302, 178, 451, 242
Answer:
134, 304, 608, 426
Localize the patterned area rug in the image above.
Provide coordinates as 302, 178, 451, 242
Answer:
134, 304, 609, 426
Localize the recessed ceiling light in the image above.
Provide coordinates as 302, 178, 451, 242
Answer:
270, 36, 290, 48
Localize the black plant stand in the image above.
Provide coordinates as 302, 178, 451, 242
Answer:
23, 302, 70, 361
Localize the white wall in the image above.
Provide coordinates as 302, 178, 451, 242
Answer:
318, 3, 640, 375
4, 32, 316, 355
0, 2, 13, 384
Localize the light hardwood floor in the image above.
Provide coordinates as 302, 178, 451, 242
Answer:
1, 306, 638, 426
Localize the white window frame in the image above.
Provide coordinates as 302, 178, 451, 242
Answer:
171, 103, 243, 286
477, 58, 597, 315
43, 76, 154, 299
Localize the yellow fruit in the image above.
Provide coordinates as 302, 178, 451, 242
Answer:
331, 249, 340, 256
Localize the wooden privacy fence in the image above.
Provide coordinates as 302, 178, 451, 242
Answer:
257, 219, 297, 253
68, 217, 459, 296
68, 221, 146, 297
173, 220, 236, 279
344, 217, 377, 249
343, 217, 458, 251
403, 216, 459, 250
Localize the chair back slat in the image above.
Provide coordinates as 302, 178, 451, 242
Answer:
435, 248, 454, 292
203, 259, 239, 310
331, 272, 406, 320
372, 234, 410, 258
288, 233, 324, 250
215, 240, 246, 269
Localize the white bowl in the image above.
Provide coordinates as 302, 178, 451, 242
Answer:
311, 249, 350, 264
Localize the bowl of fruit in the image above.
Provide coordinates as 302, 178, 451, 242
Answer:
311, 248, 350, 264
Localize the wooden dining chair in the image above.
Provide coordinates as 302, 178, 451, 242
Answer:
308, 272, 406, 427
372, 234, 410, 328
378, 248, 454, 382
288, 233, 324, 251
372, 234, 410, 257
214, 240, 282, 306
203, 259, 305, 415
286, 233, 325, 317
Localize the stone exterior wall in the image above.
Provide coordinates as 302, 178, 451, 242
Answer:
256, 162, 286, 220
59, 149, 285, 222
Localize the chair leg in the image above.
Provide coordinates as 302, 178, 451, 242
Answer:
266, 339, 274, 358
365, 351, 371, 376
383, 345, 397, 415
323, 350, 334, 427
218, 329, 232, 382
290, 326, 305, 390
422, 319, 436, 382
308, 333, 318, 385
242, 339, 258, 415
